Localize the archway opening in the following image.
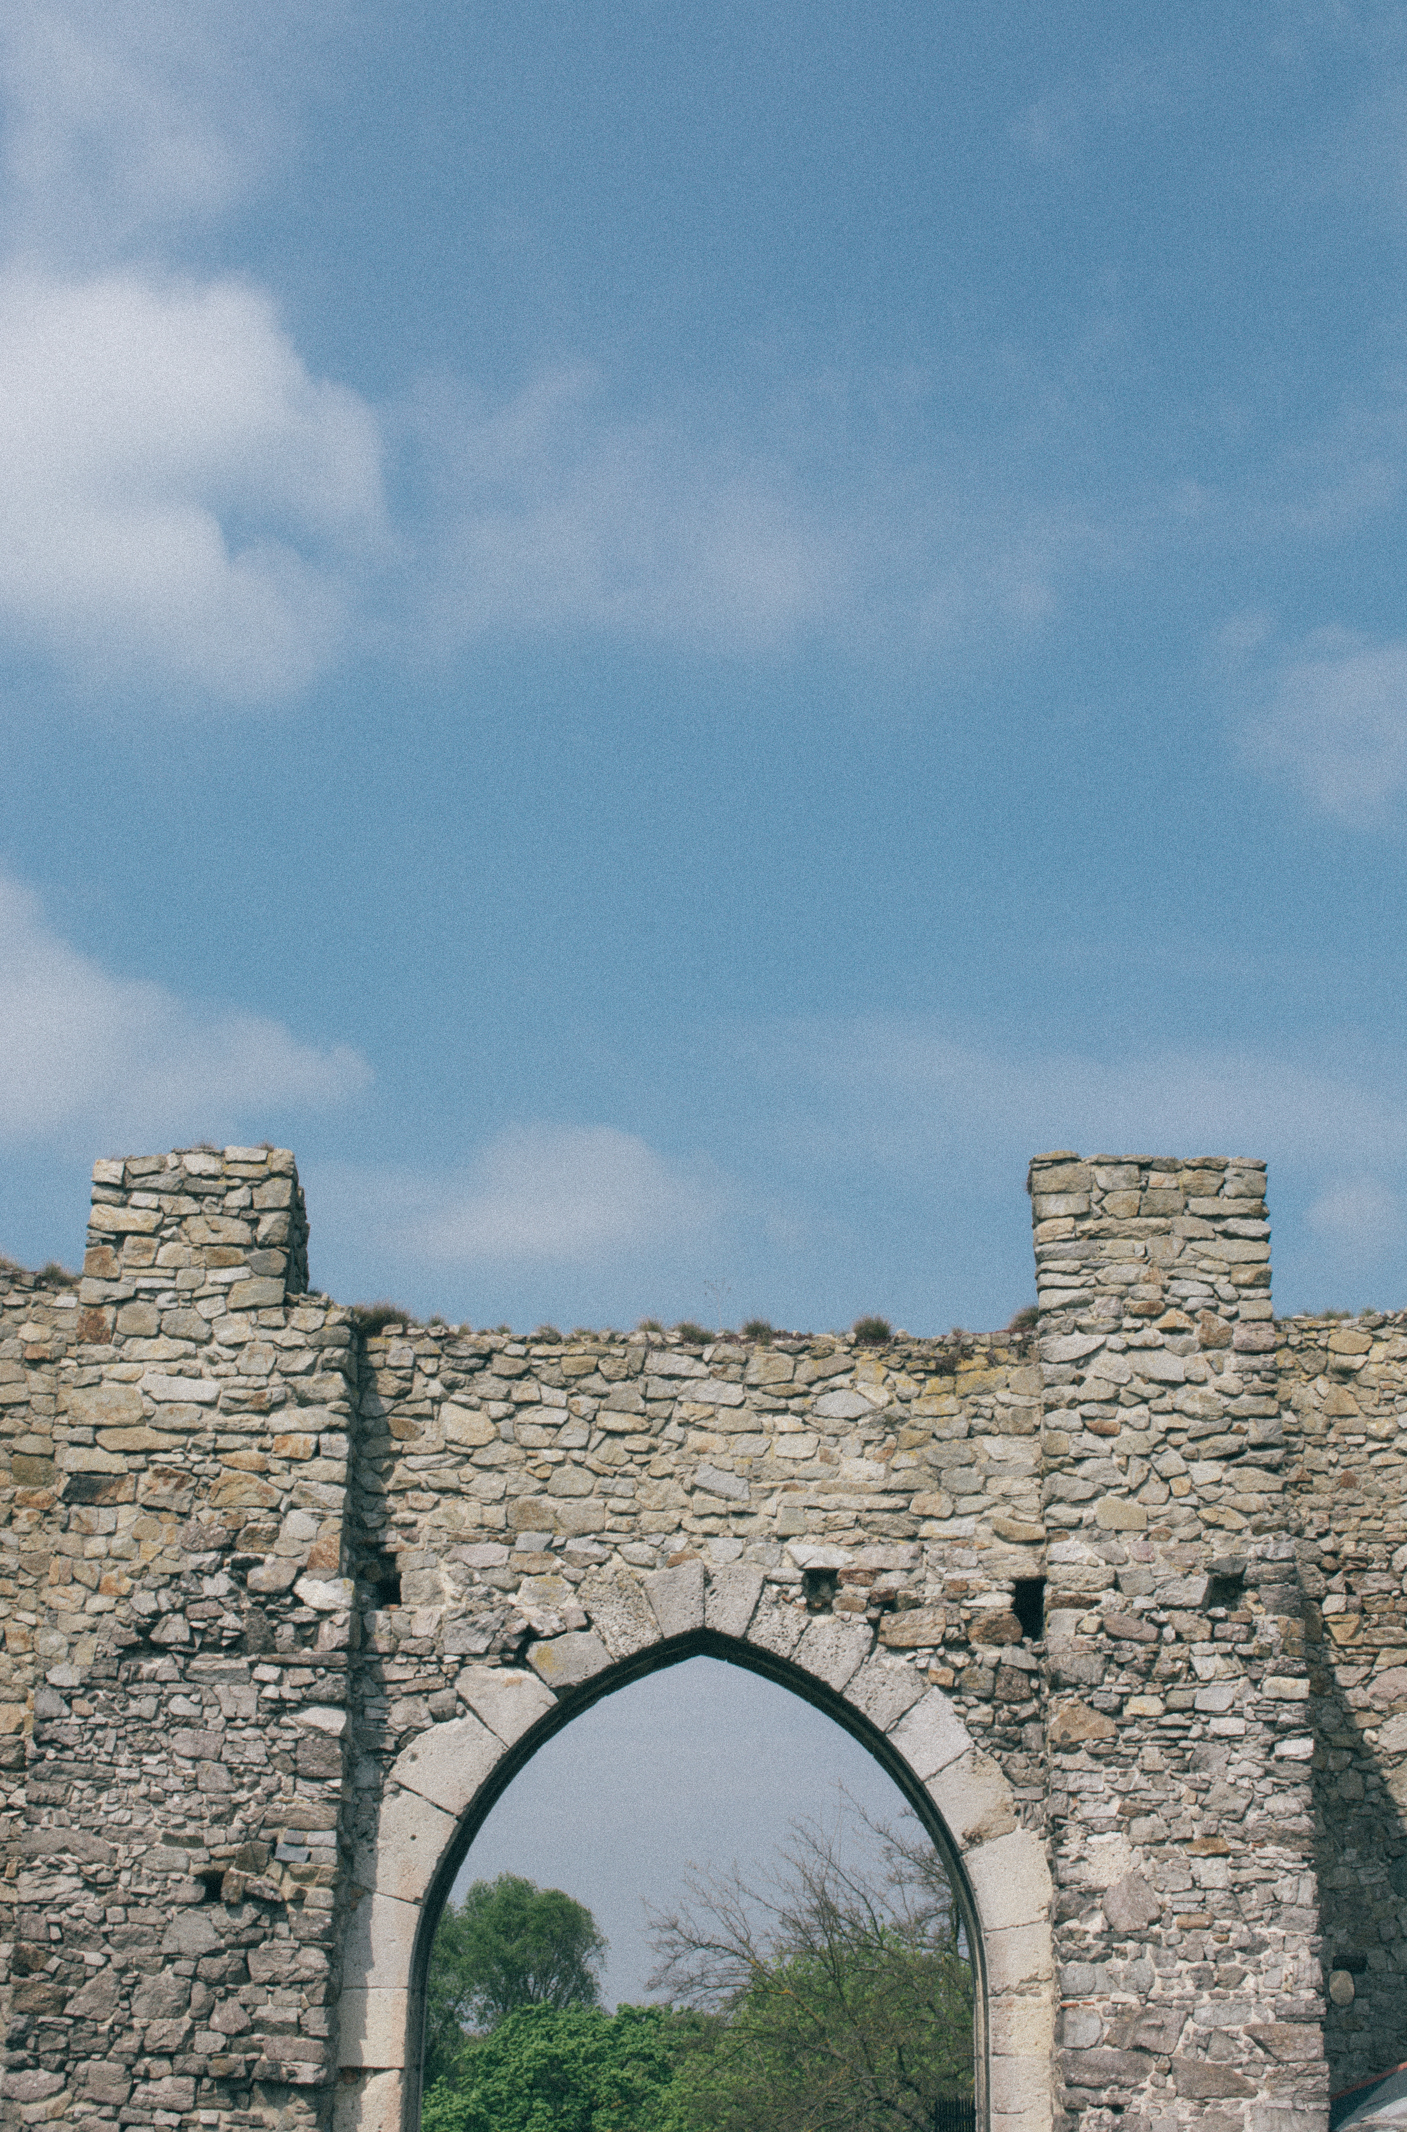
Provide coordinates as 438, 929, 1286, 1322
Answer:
414, 1644, 980, 2132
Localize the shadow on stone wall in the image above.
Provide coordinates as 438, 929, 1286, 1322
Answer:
1306, 1584, 1407, 2100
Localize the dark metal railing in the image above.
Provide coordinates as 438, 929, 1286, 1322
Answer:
932, 2100, 976, 2132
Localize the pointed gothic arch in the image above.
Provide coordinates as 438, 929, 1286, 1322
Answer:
336, 1582, 1054, 2132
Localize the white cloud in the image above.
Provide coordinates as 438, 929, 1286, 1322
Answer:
0, 267, 386, 700
320, 1125, 728, 1267
0, 869, 370, 1145
1241, 628, 1407, 820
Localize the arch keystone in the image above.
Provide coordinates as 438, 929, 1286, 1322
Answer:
644, 1559, 705, 1637
704, 1562, 763, 1636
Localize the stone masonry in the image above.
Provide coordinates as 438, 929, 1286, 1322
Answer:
0, 1146, 1399, 2132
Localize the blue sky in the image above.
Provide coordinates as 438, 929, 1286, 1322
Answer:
453, 1655, 916, 2007
3, 0, 1407, 1330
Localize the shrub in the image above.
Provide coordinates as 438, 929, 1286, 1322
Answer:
38, 1261, 79, 1289
638, 1318, 665, 1334
1006, 1304, 1038, 1332
674, 1322, 710, 1345
852, 1315, 892, 1345
742, 1318, 773, 1343
349, 1301, 412, 1336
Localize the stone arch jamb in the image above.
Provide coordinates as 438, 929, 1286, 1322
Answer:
337, 1616, 1054, 2132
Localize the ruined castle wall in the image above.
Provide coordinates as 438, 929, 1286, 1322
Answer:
1030, 1154, 1324, 2132
1277, 1312, 1407, 2100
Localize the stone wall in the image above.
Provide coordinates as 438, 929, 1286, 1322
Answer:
0, 1150, 358, 2132
4, 1144, 1406, 2132
1278, 1313, 1407, 2101
1030, 1154, 1322, 2132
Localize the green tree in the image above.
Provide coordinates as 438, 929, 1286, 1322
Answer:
647, 1806, 974, 2132
425, 1875, 608, 2085
421, 2003, 684, 2132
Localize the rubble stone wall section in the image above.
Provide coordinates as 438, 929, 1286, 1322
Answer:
0, 1151, 359, 2132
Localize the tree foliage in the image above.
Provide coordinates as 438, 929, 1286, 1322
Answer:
421, 2004, 684, 2132
425, 1874, 608, 2085
421, 1810, 974, 2132
647, 1806, 974, 2132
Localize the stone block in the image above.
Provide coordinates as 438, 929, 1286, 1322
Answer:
580, 1569, 660, 1657
989, 2055, 1054, 2118
985, 1921, 1055, 1991
457, 1664, 558, 1744
1102, 1872, 1161, 1930
59, 1444, 127, 1474
795, 1615, 872, 1690
338, 1988, 410, 2069
844, 1655, 927, 1734
745, 1602, 805, 1661
989, 2110, 1052, 2132
1171, 2057, 1253, 2099
142, 1370, 219, 1403
936, 1747, 1018, 1847
889, 1688, 971, 1782
229, 1277, 286, 1310
389, 1712, 501, 1818
442, 1403, 496, 1447
644, 1559, 705, 1638
342, 1890, 420, 1988
356, 1787, 456, 1903
705, 1563, 763, 1637
336, 2070, 405, 2132
59, 1382, 143, 1427
880, 1605, 947, 1647
965, 1829, 1051, 1930
527, 1630, 613, 1689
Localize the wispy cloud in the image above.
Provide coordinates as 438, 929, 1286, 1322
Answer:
758, 1016, 1407, 1177
0, 0, 305, 258
406, 366, 1085, 659
1239, 626, 1407, 821
314, 1124, 729, 1268
0, 869, 370, 1145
